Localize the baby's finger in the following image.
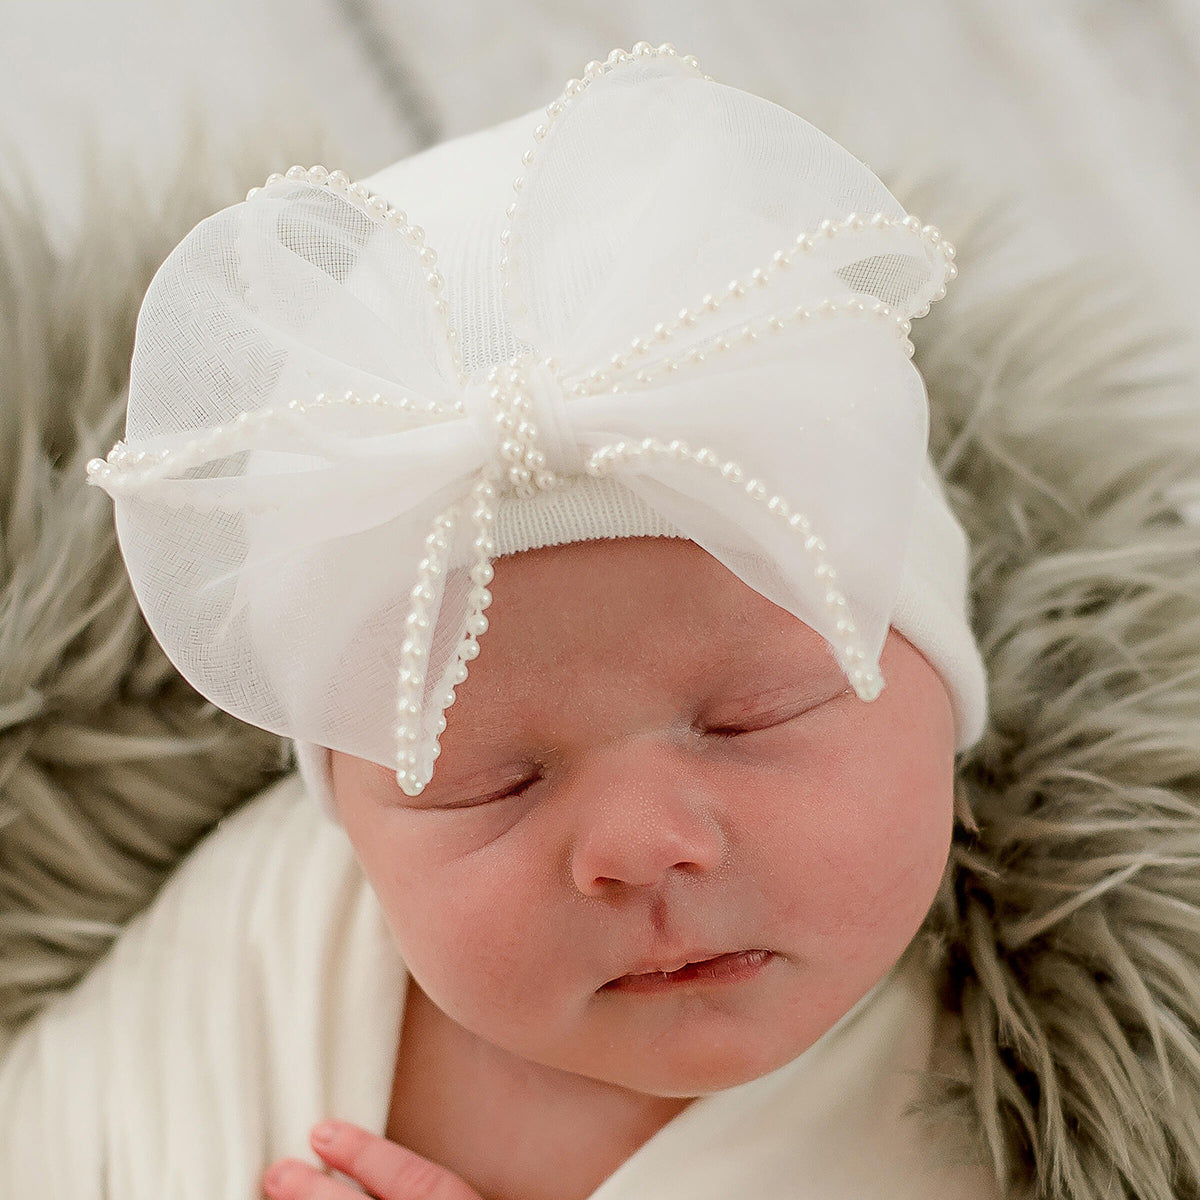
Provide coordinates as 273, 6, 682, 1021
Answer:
310, 1120, 486, 1200
261, 1157, 358, 1199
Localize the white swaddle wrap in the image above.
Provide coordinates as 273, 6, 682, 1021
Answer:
0, 772, 998, 1199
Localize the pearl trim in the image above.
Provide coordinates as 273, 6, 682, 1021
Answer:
85, 389, 458, 490
576, 294, 921, 399
482, 355, 568, 496
394, 472, 499, 796
564, 238, 955, 394
498, 43, 706, 320
245, 164, 467, 386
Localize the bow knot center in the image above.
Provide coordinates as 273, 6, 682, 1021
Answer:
464, 355, 585, 496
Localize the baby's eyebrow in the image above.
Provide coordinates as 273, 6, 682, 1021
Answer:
701, 648, 847, 717
704, 674, 846, 722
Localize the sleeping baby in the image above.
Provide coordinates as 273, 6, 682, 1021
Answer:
8, 41, 1029, 1200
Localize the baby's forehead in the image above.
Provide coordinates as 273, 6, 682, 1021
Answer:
441, 537, 844, 726
484, 537, 808, 634
477, 536, 815, 646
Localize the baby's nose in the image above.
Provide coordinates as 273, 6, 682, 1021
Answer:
567, 739, 726, 897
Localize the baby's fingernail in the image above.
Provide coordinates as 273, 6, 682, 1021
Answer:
311, 1120, 338, 1150
264, 1160, 297, 1192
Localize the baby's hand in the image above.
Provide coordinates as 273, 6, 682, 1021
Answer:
262, 1120, 487, 1200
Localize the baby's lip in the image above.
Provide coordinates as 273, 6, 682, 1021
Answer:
605, 948, 743, 983
601, 950, 773, 992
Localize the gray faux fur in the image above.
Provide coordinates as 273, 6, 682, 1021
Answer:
1, 144, 1199, 1200
0, 139, 295, 1031
904, 183, 1200, 1199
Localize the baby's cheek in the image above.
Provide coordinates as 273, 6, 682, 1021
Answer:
763, 750, 952, 972
387, 851, 551, 1020
826, 761, 954, 957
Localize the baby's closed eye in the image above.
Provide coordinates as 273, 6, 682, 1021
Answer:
428, 682, 852, 808
695, 682, 853, 739
445, 770, 543, 809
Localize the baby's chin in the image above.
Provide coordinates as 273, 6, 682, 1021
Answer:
575, 1023, 831, 1099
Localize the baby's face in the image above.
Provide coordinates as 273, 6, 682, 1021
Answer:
332, 537, 955, 1097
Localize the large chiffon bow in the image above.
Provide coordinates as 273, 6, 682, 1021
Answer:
88, 44, 956, 793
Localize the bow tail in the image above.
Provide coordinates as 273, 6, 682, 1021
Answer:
584, 436, 885, 702
394, 468, 501, 795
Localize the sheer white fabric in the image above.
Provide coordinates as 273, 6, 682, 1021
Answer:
89, 46, 965, 792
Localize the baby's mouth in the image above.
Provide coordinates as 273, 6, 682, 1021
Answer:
601, 949, 772, 993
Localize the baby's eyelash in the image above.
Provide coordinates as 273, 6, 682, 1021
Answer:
703, 718, 778, 738
701, 687, 853, 738
457, 771, 541, 808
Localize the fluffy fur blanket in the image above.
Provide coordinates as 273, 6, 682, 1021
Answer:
1, 145, 1198, 1200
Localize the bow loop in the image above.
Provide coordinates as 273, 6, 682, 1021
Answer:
501, 52, 954, 369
